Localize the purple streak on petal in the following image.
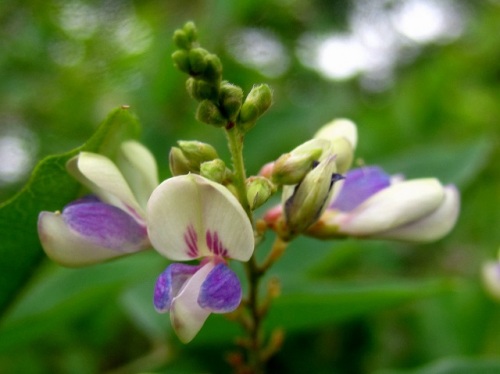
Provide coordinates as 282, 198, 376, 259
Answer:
330, 166, 391, 212
206, 230, 228, 257
154, 263, 200, 312
62, 201, 147, 251
198, 263, 241, 313
184, 224, 199, 258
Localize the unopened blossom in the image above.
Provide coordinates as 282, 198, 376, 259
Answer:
38, 141, 158, 267
148, 174, 254, 343
267, 118, 357, 237
307, 166, 460, 242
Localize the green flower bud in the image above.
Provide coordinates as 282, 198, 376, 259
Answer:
195, 100, 227, 127
182, 21, 198, 44
173, 29, 190, 50
220, 82, 243, 121
177, 140, 219, 167
203, 54, 222, 83
246, 176, 275, 210
238, 84, 272, 131
172, 50, 190, 73
200, 159, 227, 183
272, 139, 330, 185
284, 155, 343, 235
186, 78, 218, 101
169, 146, 192, 176
188, 48, 208, 75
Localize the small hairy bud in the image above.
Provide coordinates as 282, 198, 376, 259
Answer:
246, 176, 275, 210
195, 100, 226, 127
169, 147, 192, 176
177, 140, 219, 167
238, 84, 272, 131
173, 30, 190, 50
188, 48, 208, 75
200, 159, 227, 183
172, 50, 190, 73
186, 78, 218, 101
220, 82, 244, 121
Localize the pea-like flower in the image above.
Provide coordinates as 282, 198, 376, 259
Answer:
307, 166, 460, 242
38, 141, 159, 267
147, 174, 254, 343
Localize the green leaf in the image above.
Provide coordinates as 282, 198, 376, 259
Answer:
379, 137, 494, 189
0, 107, 141, 316
191, 278, 451, 345
377, 357, 500, 374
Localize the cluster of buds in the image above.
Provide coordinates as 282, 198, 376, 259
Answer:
172, 22, 272, 129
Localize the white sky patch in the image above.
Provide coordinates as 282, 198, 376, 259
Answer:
115, 16, 153, 56
297, 0, 465, 88
226, 28, 290, 78
58, 0, 98, 40
0, 134, 36, 185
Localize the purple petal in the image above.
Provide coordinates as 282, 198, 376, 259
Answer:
198, 263, 242, 313
330, 166, 391, 212
154, 263, 200, 312
62, 201, 147, 251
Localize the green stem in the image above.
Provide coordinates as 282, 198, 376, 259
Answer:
225, 124, 252, 220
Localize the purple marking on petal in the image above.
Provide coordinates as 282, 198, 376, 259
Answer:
206, 230, 228, 257
184, 224, 199, 258
62, 201, 147, 251
154, 263, 200, 312
198, 263, 241, 313
330, 166, 391, 212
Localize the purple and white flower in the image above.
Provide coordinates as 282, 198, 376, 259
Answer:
38, 141, 159, 267
148, 174, 254, 343
308, 166, 460, 242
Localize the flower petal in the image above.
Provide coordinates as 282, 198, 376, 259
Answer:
482, 261, 500, 300
314, 118, 358, 149
170, 261, 215, 343
66, 152, 144, 219
337, 178, 445, 235
38, 202, 148, 267
154, 263, 201, 312
330, 166, 391, 212
116, 141, 159, 209
147, 174, 254, 261
373, 185, 460, 242
198, 263, 242, 313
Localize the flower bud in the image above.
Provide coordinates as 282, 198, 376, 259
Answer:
272, 139, 330, 185
246, 176, 275, 210
483, 256, 500, 301
195, 100, 227, 127
182, 21, 197, 44
284, 155, 342, 235
186, 78, 219, 101
178, 140, 218, 168
203, 54, 223, 83
200, 159, 228, 183
169, 147, 192, 176
331, 137, 354, 174
188, 48, 208, 75
173, 29, 190, 50
314, 118, 358, 150
220, 82, 243, 121
172, 50, 190, 73
238, 84, 272, 131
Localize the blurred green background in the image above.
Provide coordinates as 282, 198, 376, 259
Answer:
0, 0, 499, 373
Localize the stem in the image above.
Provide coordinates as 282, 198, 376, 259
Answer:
225, 124, 252, 220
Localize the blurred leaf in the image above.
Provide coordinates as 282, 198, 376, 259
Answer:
377, 357, 500, 374
0, 107, 141, 316
0, 251, 164, 352
379, 137, 494, 188
190, 278, 451, 345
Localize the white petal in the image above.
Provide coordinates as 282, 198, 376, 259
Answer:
482, 261, 500, 301
38, 211, 144, 267
374, 185, 460, 242
116, 141, 159, 209
67, 152, 144, 219
148, 174, 254, 261
314, 118, 358, 149
170, 261, 215, 343
338, 178, 445, 235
